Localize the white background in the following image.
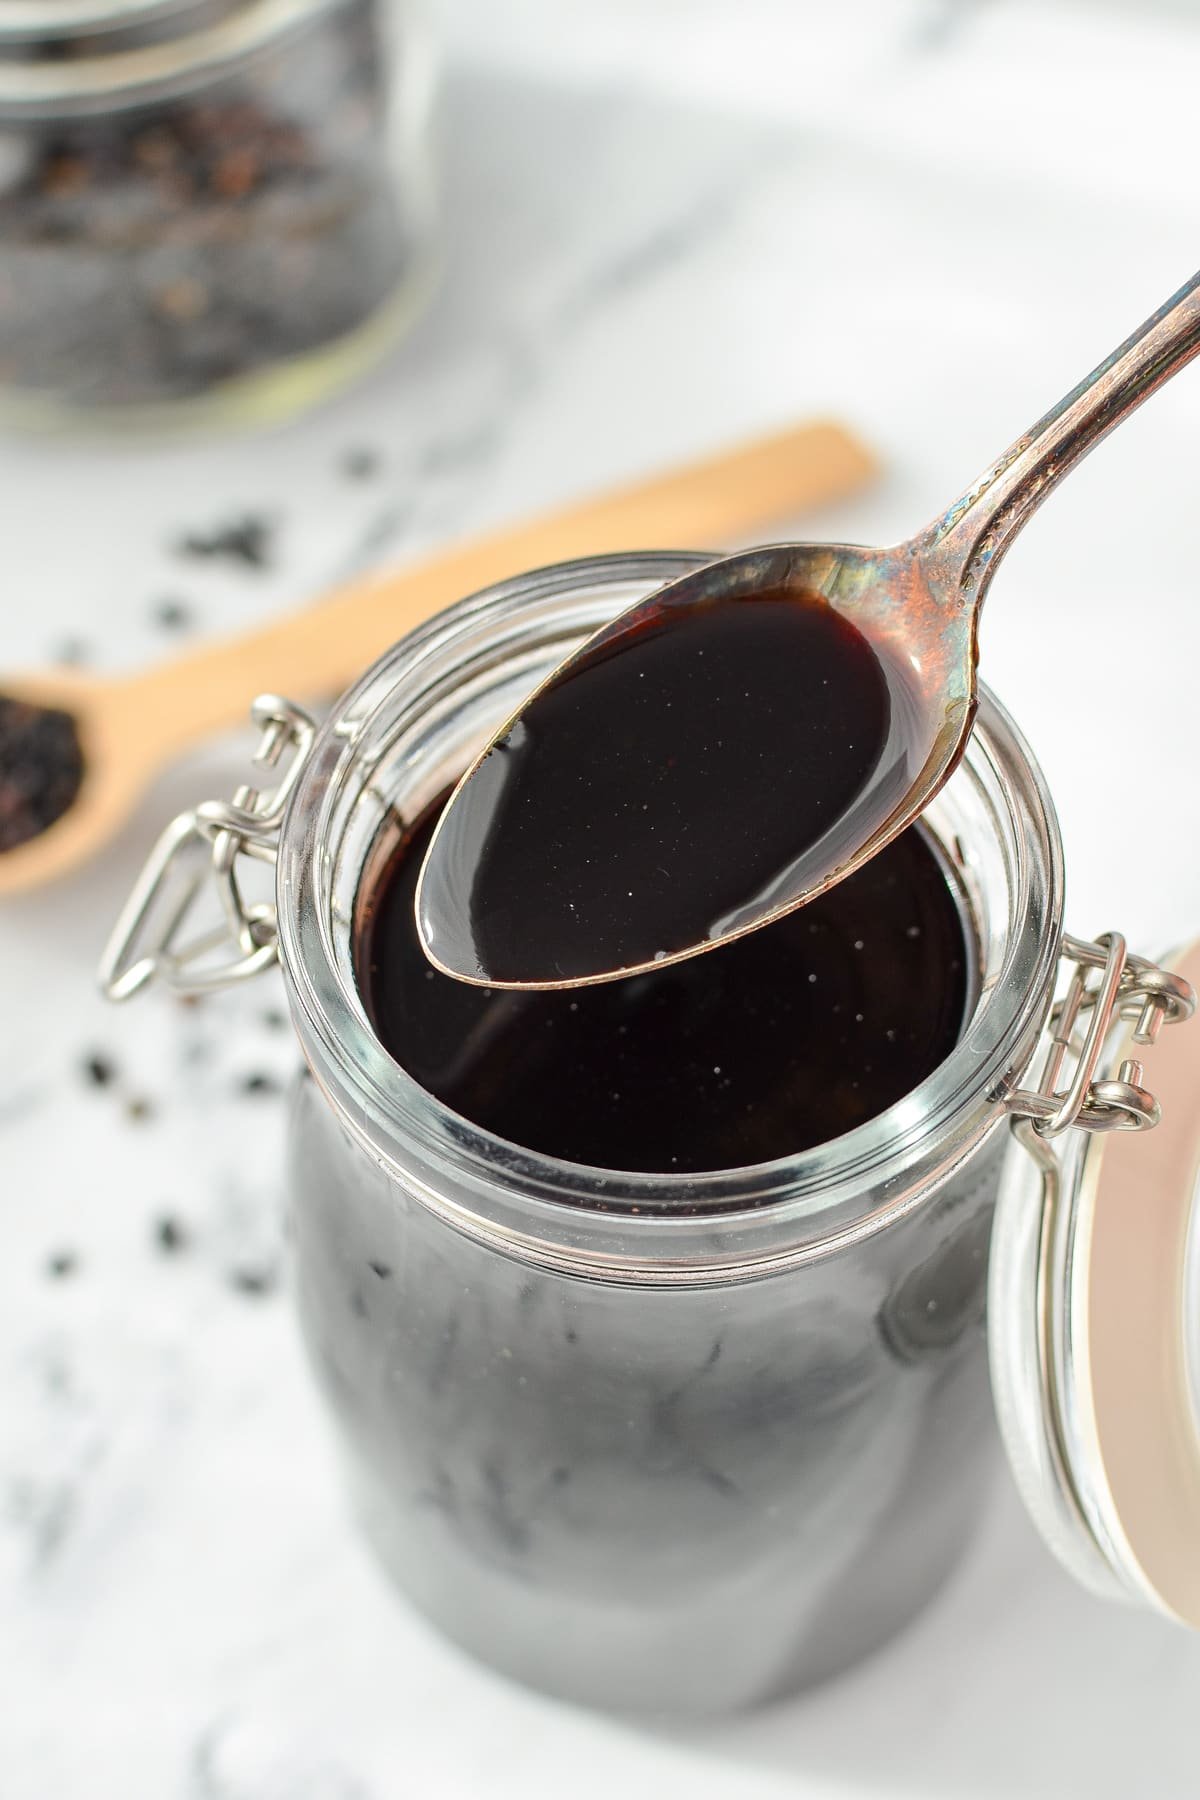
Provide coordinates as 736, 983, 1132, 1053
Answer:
3, 1, 1200, 1794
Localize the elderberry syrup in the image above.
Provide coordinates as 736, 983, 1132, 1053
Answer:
273, 553, 1064, 1712
357, 797, 969, 1175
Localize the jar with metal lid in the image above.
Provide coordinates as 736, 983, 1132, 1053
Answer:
101, 551, 1200, 1715
0, 0, 436, 427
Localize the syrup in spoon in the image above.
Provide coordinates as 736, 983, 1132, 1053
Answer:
418, 270, 1200, 989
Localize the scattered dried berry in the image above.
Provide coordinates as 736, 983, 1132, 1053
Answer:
82, 1052, 117, 1088
154, 1215, 189, 1255
230, 1267, 277, 1299
152, 597, 194, 632
239, 1071, 280, 1097
177, 515, 274, 571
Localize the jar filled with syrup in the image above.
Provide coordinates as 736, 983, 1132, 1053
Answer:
103, 551, 1200, 1713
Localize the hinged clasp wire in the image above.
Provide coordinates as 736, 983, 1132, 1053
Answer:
1007, 932, 1195, 1137
99, 695, 317, 1002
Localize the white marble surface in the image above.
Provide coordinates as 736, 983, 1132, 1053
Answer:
4, 2, 1200, 1794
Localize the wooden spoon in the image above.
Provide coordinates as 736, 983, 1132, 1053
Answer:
0, 420, 875, 897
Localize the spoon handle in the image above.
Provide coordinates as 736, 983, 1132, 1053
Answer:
117, 420, 875, 754
928, 269, 1200, 603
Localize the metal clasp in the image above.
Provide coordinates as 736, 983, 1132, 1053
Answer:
99, 696, 317, 1002
1007, 932, 1195, 1137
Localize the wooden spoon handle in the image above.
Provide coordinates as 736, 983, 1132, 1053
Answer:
120, 420, 875, 753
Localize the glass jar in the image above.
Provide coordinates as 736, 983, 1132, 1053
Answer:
101, 551, 1200, 1715
0, 0, 436, 427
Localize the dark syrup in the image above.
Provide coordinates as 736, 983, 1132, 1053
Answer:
356, 798, 969, 1176
417, 587, 894, 986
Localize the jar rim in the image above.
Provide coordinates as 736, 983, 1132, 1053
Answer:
276, 551, 1066, 1282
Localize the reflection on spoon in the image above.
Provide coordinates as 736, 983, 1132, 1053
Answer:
418, 269, 1200, 990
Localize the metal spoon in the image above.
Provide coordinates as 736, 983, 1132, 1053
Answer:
419, 269, 1200, 990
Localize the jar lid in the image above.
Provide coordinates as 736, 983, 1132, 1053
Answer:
0, 0, 245, 48
0, 0, 318, 108
0, 0, 187, 35
989, 936, 1200, 1623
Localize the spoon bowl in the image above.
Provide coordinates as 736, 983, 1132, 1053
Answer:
419, 269, 1200, 989
416, 538, 975, 988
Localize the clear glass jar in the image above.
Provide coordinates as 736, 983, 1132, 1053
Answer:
270, 552, 1063, 1713
100, 549, 1200, 1711
0, 0, 436, 427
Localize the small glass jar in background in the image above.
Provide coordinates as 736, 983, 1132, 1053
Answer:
0, 0, 437, 427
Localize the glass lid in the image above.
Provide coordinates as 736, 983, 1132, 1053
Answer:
990, 936, 1200, 1624
0, 0, 210, 34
